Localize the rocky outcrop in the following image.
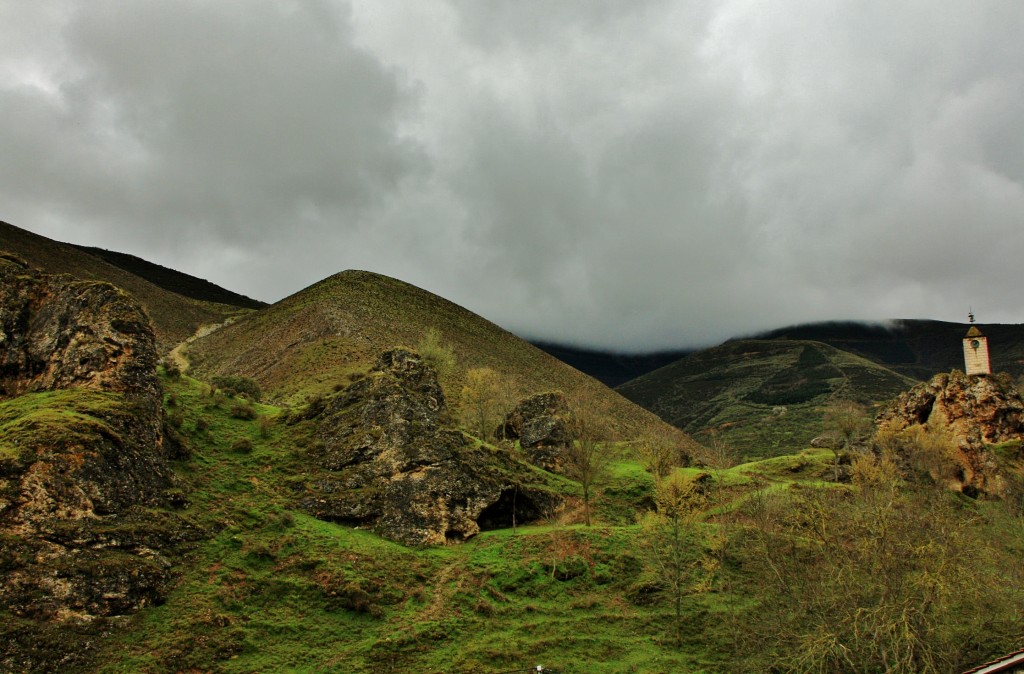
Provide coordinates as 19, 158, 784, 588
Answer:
0, 255, 171, 527
877, 370, 1024, 496
500, 391, 571, 472
300, 350, 561, 546
0, 254, 160, 402
0, 256, 198, 671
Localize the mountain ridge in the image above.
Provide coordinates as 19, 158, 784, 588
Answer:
0, 221, 254, 352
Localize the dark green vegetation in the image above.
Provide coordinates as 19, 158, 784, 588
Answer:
531, 341, 693, 387
0, 221, 254, 350
756, 319, 1024, 381
617, 340, 918, 458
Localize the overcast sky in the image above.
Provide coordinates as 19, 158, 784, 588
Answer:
3, 1, 1023, 351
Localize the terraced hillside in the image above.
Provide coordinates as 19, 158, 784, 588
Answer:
186, 270, 697, 447
757, 319, 1024, 380
0, 221, 254, 351
617, 339, 919, 458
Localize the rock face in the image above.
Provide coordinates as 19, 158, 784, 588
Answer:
0, 254, 160, 401
0, 255, 171, 526
500, 391, 571, 472
301, 350, 561, 546
877, 370, 1024, 496
0, 255, 196, 671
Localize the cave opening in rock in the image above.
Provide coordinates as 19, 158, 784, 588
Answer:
477, 487, 543, 531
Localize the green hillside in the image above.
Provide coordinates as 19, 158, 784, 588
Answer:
617, 339, 919, 458
185, 269, 697, 447
77, 370, 1023, 673
757, 319, 1024, 381
0, 221, 253, 351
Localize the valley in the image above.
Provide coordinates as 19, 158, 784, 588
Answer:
1, 222, 1022, 673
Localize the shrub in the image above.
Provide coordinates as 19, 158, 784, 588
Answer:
257, 415, 273, 438
230, 402, 257, 420
162, 361, 182, 379
167, 410, 185, 429
231, 438, 253, 454
165, 392, 179, 407
416, 328, 457, 381
195, 417, 210, 433
211, 376, 262, 402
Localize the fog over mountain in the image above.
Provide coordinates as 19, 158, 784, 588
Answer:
3, 1, 1023, 351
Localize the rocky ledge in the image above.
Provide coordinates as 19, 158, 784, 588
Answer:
300, 350, 562, 546
877, 369, 1024, 497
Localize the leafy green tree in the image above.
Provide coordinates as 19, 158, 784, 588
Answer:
640, 471, 717, 647
460, 367, 503, 441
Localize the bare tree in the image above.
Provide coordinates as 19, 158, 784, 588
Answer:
823, 400, 870, 481
563, 391, 613, 527
459, 367, 502, 441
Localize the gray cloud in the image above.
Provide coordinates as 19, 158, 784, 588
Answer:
3, 1, 1024, 351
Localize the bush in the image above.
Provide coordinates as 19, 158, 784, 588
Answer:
230, 402, 257, 420
166, 410, 185, 429
195, 417, 210, 433
416, 328, 457, 381
211, 376, 262, 402
231, 438, 253, 454
257, 415, 273, 438
161, 360, 182, 379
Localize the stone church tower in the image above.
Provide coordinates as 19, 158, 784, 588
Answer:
963, 312, 991, 376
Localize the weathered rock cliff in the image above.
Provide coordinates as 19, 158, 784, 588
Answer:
0, 255, 199, 672
877, 370, 1024, 496
300, 350, 561, 546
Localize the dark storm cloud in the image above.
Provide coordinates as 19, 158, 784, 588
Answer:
0, 0, 423, 292
3, 2, 1024, 351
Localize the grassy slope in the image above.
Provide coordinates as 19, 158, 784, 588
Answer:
95, 372, 1024, 672
617, 339, 919, 459
186, 269, 697, 448
0, 389, 126, 461
86, 373, 833, 673
756, 319, 1024, 380
0, 221, 252, 351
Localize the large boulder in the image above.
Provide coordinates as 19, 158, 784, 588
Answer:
877, 370, 1024, 496
500, 391, 571, 472
300, 350, 561, 546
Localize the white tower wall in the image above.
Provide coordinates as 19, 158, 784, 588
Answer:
963, 337, 991, 375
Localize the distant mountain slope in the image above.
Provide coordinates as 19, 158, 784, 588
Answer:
0, 221, 253, 351
187, 269, 698, 447
529, 342, 693, 388
70, 244, 266, 309
617, 339, 919, 458
755, 319, 1024, 380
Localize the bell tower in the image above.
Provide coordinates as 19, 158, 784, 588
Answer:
963, 311, 991, 376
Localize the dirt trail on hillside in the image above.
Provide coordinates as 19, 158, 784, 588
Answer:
167, 317, 238, 373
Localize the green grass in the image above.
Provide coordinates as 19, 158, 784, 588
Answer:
83, 371, 1024, 673
87, 374, 766, 672
0, 388, 127, 460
